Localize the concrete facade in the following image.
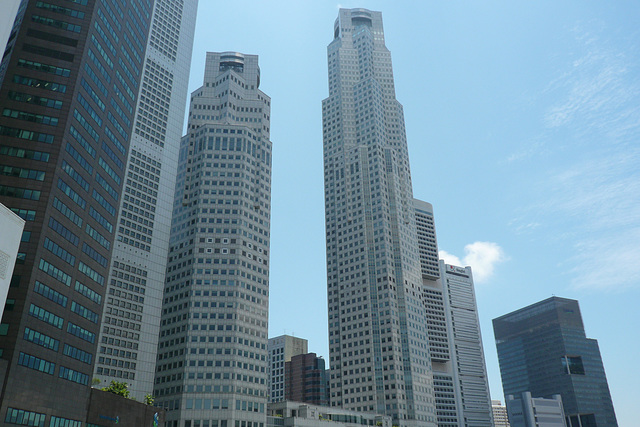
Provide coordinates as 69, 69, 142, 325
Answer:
267, 401, 391, 427
322, 10, 436, 426
414, 200, 492, 426
492, 400, 510, 427
268, 335, 308, 403
506, 392, 566, 427
154, 52, 272, 427
93, 0, 198, 400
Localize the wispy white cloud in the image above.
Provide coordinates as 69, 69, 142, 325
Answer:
439, 242, 506, 284
514, 21, 640, 291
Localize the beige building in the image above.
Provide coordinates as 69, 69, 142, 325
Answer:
492, 400, 510, 427
268, 335, 308, 402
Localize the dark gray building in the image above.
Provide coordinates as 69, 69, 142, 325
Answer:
0, 0, 153, 423
285, 353, 328, 406
493, 297, 617, 427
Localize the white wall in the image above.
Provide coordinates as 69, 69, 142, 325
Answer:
0, 202, 25, 320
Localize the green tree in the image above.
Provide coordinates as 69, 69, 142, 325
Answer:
102, 380, 130, 398
144, 394, 154, 405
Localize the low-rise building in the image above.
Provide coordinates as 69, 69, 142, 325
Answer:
268, 401, 391, 427
506, 392, 566, 427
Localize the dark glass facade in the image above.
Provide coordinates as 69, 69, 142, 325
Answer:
0, 0, 153, 423
493, 297, 617, 427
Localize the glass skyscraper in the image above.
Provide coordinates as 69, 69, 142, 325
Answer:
154, 52, 272, 427
0, 0, 153, 422
493, 297, 618, 427
322, 9, 437, 427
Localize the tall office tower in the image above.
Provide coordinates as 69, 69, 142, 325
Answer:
439, 262, 492, 426
154, 52, 272, 427
92, 0, 198, 399
0, 0, 153, 423
322, 9, 436, 426
414, 200, 492, 426
493, 297, 618, 427
492, 400, 511, 427
268, 335, 308, 403
285, 352, 329, 406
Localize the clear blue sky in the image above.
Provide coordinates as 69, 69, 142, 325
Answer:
188, 2, 640, 425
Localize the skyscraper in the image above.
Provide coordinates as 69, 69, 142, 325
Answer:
322, 9, 437, 426
92, 0, 198, 399
493, 297, 618, 427
268, 334, 308, 403
154, 52, 272, 427
415, 200, 492, 426
0, 0, 153, 423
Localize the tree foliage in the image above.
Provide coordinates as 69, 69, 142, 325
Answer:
102, 380, 130, 398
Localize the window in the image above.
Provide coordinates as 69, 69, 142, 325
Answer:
562, 355, 585, 375
5, 407, 46, 426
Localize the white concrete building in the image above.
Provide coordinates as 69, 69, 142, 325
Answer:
415, 200, 493, 426
268, 335, 308, 403
92, 0, 198, 399
154, 52, 272, 427
267, 401, 391, 427
322, 9, 437, 426
0, 202, 25, 322
506, 393, 566, 427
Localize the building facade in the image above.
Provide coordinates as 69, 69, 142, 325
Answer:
0, 0, 153, 423
92, 0, 198, 399
154, 52, 272, 427
286, 353, 329, 406
506, 392, 566, 427
268, 335, 308, 403
0, 0, 21, 56
493, 297, 617, 427
415, 200, 492, 426
322, 9, 437, 426
0, 203, 25, 320
267, 401, 392, 427
492, 400, 510, 427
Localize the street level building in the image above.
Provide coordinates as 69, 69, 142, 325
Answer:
506, 392, 566, 427
92, 0, 198, 399
269, 335, 308, 403
493, 297, 617, 427
0, 0, 153, 422
267, 401, 392, 427
322, 9, 437, 426
154, 52, 272, 427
